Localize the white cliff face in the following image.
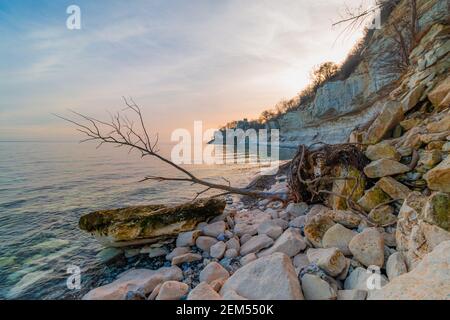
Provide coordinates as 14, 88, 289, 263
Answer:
278, 0, 449, 147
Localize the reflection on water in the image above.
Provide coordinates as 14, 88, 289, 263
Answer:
0, 141, 295, 299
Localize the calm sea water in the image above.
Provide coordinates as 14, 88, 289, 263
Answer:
0, 141, 294, 299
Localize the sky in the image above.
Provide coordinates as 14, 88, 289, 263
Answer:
0, 0, 368, 142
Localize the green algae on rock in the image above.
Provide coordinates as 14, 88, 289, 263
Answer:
79, 198, 226, 247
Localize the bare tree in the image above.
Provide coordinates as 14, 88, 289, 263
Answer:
56, 98, 287, 202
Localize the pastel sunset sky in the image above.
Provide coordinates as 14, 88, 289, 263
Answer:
0, 0, 369, 141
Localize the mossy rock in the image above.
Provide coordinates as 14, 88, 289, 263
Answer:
422, 192, 449, 231
79, 198, 226, 247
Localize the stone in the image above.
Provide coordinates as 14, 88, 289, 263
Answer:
337, 290, 367, 300
293, 253, 309, 269
422, 192, 449, 231
420, 132, 449, 144
401, 84, 425, 112
234, 224, 258, 237
176, 230, 201, 247
368, 205, 397, 226
222, 290, 248, 300
301, 274, 337, 300
344, 267, 388, 291
419, 149, 442, 167
376, 177, 411, 200
156, 281, 189, 300
428, 76, 450, 109
330, 166, 366, 211
202, 221, 227, 238
289, 216, 307, 229
148, 247, 169, 258
443, 141, 450, 152
349, 228, 385, 268
224, 249, 238, 258
195, 236, 218, 252
424, 156, 450, 192
240, 234, 274, 256
171, 253, 202, 265
79, 198, 225, 247
304, 214, 335, 248
322, 224, 356, 256
124, 248, 140, 258
386, 252, 407, 281
383, 231, 397, 247
199, 262, 230, 283
210, 278, 226, 292
307, 248, 347, 277
400, 118, 422, 131
364, 159, 410, 178
220, 253, 303, 300
365, 143, 401, 161
225, 238, 240, 252
368, 241, 450, 300
286, 202, 308, 217
239, 233, 252, 245
166, 247, 191, 261
272, 218, 289, 230
82, 266, 183, 300
187, 282, 222, 300
210, 241, 227, 259
147, 283, 162, 300
258, 228, 306, 258
240, 253, 257, 266
257, 221, 283, 239
427, 114, 450, 133
329, 210, 361, 228
96, 248, 123, 264
426, 140, 445, 150
364, 101, 404, 144
357, 186, 390, 213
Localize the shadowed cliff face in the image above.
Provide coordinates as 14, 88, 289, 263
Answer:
278, 0, 449, 147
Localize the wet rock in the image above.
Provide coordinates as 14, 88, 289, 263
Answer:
195, 236, 218, 252
424, 155, 450, 192
79, 198, 225, 247
202, 221, 227, 238
176, 230, 201, 247
82, 266, 183, 300
171, 253, 202, 265
258, 228, 306, 258
368, 241, 450, 300
306, 248, 347, 277
187, 282, 222, 300
357, 186, 390, 213
257, 221, 283, 239
365, 142, 401, 161
220, 253, 303, 300
301, 274, 337, 300
337, 289, 367, 300
364, 159, 410, 178
240, 234, 274, 256
322, 224, 356, 256
304, 214, 335, 248
376, 177, 411, 200
156, 281, 189, 300
368, 205, 397, 226
210, 241, 227, 259
386, 252, 408, 281
199, 261, 230, 283
349, 228, 384, 268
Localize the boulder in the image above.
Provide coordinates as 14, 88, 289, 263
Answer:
424, 155, 450, 192
401, 83, 425, 112
364, 101, 404, 144
79, 198, 225, 247
364, 159, 410, 178
258, 228, 306, 258
349, 228, 384, 268
422, 192, 449, 231
220, 253, 303, 300
156, 281, 189, 300
386, 252, 408, 281
357, 186, 390, 213
322, 224, 357, 256
199, 262, 230, 283
171, 253, 202, 265
428, 76, 450, 109
301, 274, 337, 300
187, 282, 222, 300
330, 166, 365, 211
176, 230, 201, 247
368, 241, 450, 300
240, 234, 274, 256
307, 248, 347, 277
210, 241, 227, 259
82, 266, 183, 300
240, 253, 257, 266
365, 143, 401, 161
304, 214, 335, 248
202, 221, 227, 238
376, 177, 411, 200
